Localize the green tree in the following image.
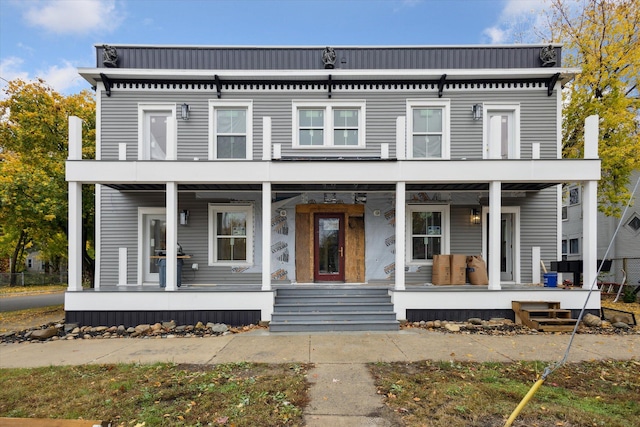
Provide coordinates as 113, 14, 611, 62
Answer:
544, 0, 640, 216
0, 79, 95, 285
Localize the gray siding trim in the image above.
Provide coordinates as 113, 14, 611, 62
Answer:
96, 45, 562, 70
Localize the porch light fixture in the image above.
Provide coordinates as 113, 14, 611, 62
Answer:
471, 208, 481, 225
324, 193, 337, 203
180, 210, 189, 225
472, 103, 483, 121
180, 103, 190, 120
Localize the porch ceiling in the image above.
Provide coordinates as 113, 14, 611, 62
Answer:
106, 182, 558, 192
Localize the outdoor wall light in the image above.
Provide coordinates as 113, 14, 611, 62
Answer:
471, 208, 481, 225
180, 103, 190, 120
180, 210, 190, 225
472, 103, 483, 121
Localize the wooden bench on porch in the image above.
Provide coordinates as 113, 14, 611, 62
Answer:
512, 301, 578, 332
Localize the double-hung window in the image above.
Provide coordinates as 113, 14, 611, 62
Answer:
293, 101, 365, 147
209, 100, 253, 160
208, 204, 253, 266
406, 205, 450, 264
406, 100, 450, 159
138, 104, 176, 160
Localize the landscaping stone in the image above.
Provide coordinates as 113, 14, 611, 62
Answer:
30, 327, 58, 340
583, 313, 603, 327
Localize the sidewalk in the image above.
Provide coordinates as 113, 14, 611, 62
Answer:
2, 330, 637, 426
1, 329, 637, 368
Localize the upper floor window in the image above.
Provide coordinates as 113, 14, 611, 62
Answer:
209, 100, 253, 160
208, 204, 254, 266
293, 101, 366, 148
406, 205, 450, 264
138, 104, 176, 160
406, 99, 450, 159
483, 104, 520, 159
568, 186, 580, 205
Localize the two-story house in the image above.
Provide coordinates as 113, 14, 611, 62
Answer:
65, 44, 601, 331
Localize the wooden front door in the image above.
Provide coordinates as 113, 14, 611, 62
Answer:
314, 213, 345, 282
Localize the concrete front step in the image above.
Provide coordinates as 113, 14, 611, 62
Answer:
272, 311, 398, 322
271, 286, 399, 332
269, 320, 400, 332
276, 287, 391, 296
275, 303, 394, 312
276, 295, 392, 304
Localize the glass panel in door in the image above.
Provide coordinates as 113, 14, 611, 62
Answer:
314, 214, 345, 282
501, 213, 514, 281
143, 214, 166, 283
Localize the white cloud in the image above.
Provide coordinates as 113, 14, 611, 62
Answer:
24, 0, 122, 35
1, 57, 30, 83
38, 61, 86, 94
1, 57, 86, 96
481, 0, 551, 44
483, 27, 506, 44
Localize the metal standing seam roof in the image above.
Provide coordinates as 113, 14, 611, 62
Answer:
95, 45, 563, 70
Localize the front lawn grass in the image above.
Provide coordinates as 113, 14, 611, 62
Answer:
0, 362, 310, 426
370, 360, 640, 427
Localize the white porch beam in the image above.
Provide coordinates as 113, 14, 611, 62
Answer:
165, 182, 178, 291
67, 159, 601, 185
395, 182, 406, 290
262, 182, 272, 291
488, 181, 501, 290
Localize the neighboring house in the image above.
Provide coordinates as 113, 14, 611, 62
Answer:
562, 170, 640, 286
65, 44, 601, 331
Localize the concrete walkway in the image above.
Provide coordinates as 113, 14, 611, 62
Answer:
1, 330, 638, 426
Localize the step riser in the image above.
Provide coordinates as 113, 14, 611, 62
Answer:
276, 288, 390, 297
270, 323, 400, 332
275, 296, 391, 304
275, 304, 394, 312
272, 313, 398, 322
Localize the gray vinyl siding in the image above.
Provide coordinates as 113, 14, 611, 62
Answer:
99, 86, 557, 161
99, 186, 262, 286
518, 187, 558, 283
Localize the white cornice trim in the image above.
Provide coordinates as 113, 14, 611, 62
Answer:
79, 67, 579, 86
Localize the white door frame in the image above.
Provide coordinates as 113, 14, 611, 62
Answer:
481, 206, 520, 284
138, 207, 166, 285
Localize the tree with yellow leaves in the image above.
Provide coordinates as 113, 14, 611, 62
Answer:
0, 79, 95, 285
544, 0, 640, 216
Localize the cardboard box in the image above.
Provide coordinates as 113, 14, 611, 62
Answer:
432, 254, 451, 285
467, 255, 488, 285
450, 254, 467, 285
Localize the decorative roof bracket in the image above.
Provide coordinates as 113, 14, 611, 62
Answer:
214, 74, 222, 98
100, 73, 112, 97
438, 74, 447, 98
547, 72, 560, 96
328, 74, 332, 99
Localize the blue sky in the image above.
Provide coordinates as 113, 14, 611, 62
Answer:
0, 0, 549, 95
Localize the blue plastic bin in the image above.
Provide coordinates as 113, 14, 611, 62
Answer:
543, 272, 558, 287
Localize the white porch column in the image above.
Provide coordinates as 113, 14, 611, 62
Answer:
68, 182, 83, 291
67, 116, 83, 292
583, 180, 598, 289
165, 182, 178, 291
583, 114, 599, 289
488, 181, 502, 290
262, 182, 272, 290
395, 181, 406, 290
